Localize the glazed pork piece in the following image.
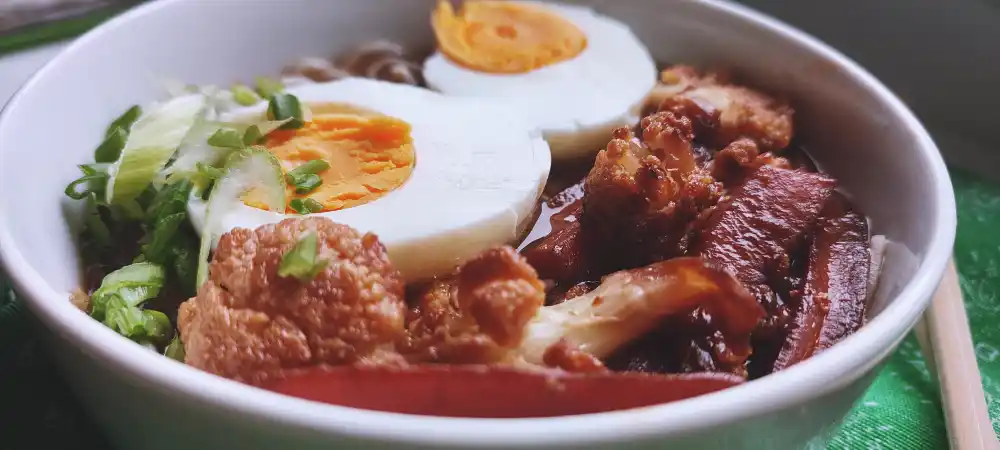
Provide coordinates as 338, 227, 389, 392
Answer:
691, 164, 836, 334
774, 195, 871, 370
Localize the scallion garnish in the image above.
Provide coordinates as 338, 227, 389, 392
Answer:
293, 174, 322, 194
207, 128, 245, 149
277, 231, 328, 281
286, 159, 330, 180
195, 162, 224, 181
231, 84, 260, 106
242, 125, 263, 146
255, 77, 284, 99
284, 159, 329, 194
267, 93, 304, 130
289, 198, 324, 214
65, 171, 109, 200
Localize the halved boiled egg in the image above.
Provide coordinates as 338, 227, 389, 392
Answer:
423, 0, 657, 160
189, 78, 551, 280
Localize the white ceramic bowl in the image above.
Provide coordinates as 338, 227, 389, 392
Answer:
0, 1, 956, 449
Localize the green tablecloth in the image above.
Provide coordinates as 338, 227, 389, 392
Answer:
1, 170, 996, 449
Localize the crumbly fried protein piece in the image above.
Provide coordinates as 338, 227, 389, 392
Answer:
404, 246, 546, 364
177, 217, 406, 385
691, 165, 836, 335
647, 65, 794, 152
710, 138, 794, 187
582, 113, 723, 269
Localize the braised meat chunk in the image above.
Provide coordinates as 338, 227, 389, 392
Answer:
690, 165, 835, 331
177, 218, 407, 385
774, 197, 871, 370
648, 65, 794, 152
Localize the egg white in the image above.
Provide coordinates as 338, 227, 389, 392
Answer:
423, 1, 657, 160
188, 78, 551, 281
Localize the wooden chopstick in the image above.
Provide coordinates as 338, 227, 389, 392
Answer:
925, 259, 999, 449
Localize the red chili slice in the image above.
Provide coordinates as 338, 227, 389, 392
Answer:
262, 365, 743, 418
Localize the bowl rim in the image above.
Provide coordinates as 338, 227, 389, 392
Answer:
0, 0, 956, 447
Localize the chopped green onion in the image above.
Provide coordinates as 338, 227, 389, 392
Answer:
81, 193, 112, 250
196, 148, 287, 286
144, 178, 192, 225
267, 93, 304, 130
255, 77, 284, 99
65, 172, 109, 200
285, 159, 329, 193
289, 198, 324, 214
94, 127, 130, 163
292, 174, 322, 194
277, 231, 328, 281
170, 240, 199, 296
89, 262, 166, 321
231, 84, 260, 106
105, 105, 142, 138
242, 125, 264, 146
195, 162, 224, 181
165, 333, 186, 361
285, 159, 330, 182
141, 213, 185, 264
207, 128, 245, 149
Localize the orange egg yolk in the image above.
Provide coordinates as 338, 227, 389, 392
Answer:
431, 0, 587, 74
260, 103, 415, 213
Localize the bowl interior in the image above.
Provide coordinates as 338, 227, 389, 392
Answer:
0, 0, 953, 442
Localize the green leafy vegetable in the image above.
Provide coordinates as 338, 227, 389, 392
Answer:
93, 127, 130, 163
277, 231, 328, 281
255, 77, 284, 99
106, 105, 143, 137
207, 127, 245, 149
267, 93, 304, 130
289, 198, 324, 214
89, 262, 166, 322
164, 334, 186, 361
106, 94, 206, 205
103, 298, 171, 346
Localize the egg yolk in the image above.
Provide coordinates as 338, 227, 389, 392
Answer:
431, 0, 587, 74
261, 103, 415, 213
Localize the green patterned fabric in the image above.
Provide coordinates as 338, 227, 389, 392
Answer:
1, 172, 996, 449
